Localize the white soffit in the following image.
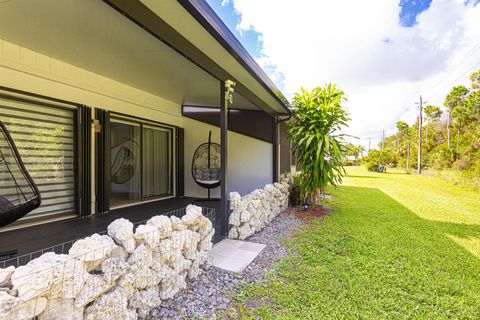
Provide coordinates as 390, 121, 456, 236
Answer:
0, 0, 260, 109
140, 0, 287, 114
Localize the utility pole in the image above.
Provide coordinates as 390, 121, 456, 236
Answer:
416, 96, 425, 174
381, 130, 385, 152
406, 142, 411, 171
368, 137, 371, 152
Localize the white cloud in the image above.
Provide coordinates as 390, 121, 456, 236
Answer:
225, 0, 480, 149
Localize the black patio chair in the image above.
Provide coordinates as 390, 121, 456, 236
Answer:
0, 120, 41, 228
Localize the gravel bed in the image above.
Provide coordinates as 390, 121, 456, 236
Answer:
148, 211, 302, 320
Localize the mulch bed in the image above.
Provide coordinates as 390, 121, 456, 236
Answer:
285, 205, 332, 221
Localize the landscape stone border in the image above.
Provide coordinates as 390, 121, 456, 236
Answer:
0, 205, 213, 320
228, 182, 289, 240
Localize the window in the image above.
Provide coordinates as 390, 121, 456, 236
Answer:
0, 94, 76, 219
109, 115, 174, 208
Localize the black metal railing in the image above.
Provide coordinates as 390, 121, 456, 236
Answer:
0, 206, 215, 268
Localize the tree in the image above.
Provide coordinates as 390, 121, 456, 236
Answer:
470, 69, 480, 91
345, 143, 365, 163
288, 84, 350, 207
444, 86, 469, 149
423, 105, 442, 146
364, 149, 395, 172
354, 144, 366, 160
396, 121, 409, 148
381, 68, 480, 179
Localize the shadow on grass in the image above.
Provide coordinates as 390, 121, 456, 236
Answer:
384, 171, 408, 175
248, 185, 480, 318
345, 175, 382, 179
334, 185, 480, 259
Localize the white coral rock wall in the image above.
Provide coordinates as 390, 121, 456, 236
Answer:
0, 205, 213, 320
228, 182, 289, 240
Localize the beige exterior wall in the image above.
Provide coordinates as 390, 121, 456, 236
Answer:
0, 38, 274, 213
183, 117, 273, 198
0, 39, 182, 124
0, 38, 183, 213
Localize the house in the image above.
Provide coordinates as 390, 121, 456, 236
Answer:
0, 0, 291, 256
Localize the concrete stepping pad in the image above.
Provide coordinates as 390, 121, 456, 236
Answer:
210, 239, 265, 272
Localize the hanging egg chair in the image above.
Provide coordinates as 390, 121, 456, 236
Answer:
110, 145, 135, 184
191, 131, 221, 199
0, 121, 41, 228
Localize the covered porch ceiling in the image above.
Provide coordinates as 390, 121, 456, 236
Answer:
0, 0, 279, 112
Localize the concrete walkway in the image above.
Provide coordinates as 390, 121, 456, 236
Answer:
211, 238, 266, 272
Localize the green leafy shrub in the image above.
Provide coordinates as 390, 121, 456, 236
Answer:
430, 144, 457, 170
288, 84, 350, 207
363, 150, 395, 172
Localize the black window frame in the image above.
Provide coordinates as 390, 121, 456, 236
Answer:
0, 86, 91, 221
101, 111, 177, 211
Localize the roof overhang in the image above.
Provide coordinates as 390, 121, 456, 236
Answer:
0, 0, 290, 116
105, 0, 291, 116
177, 0, 291, 115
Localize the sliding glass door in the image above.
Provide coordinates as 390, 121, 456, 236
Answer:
109, 115, 173, 208
143, 125, 172, 198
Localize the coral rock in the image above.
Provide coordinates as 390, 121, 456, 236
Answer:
74, 275, 113, 308
101, 257, 130, 284
0, 292, 47, 320
69, 234, 116, 270
12, 253, 85, 301
134, 224, 160, 248
107, 218, 134, 242
127, 244, 153, 268
85, 287, 136, 320
170, 216, 187, 231
38, 298, 83, 320
147, 215, 173, 239
0, 266, 15, 288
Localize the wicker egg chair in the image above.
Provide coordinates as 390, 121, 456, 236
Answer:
111, 145, 135, 185
191, 131, 221, 199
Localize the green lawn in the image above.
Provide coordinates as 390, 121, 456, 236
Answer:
243, 167, 480, 319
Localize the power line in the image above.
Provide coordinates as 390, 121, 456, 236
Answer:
424, 61, 480, 105
423, 41, 480, 96
406, 41, 480, 109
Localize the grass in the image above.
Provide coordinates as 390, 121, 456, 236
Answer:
423, 168, 480, 191
242, 166, 480, 319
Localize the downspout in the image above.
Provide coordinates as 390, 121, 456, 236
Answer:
274, 113, 292, 182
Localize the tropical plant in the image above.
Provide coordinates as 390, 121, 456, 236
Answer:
288, 84, 350, 207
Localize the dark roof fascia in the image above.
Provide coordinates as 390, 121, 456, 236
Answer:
177, 0, 291, 115
102, 0, 277, 115
182, 105, 274, 143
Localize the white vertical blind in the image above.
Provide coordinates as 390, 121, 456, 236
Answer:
143, 125, 172, 198
0, 96, 76, 219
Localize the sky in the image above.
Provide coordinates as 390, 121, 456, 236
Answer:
206, 0, 480, 149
